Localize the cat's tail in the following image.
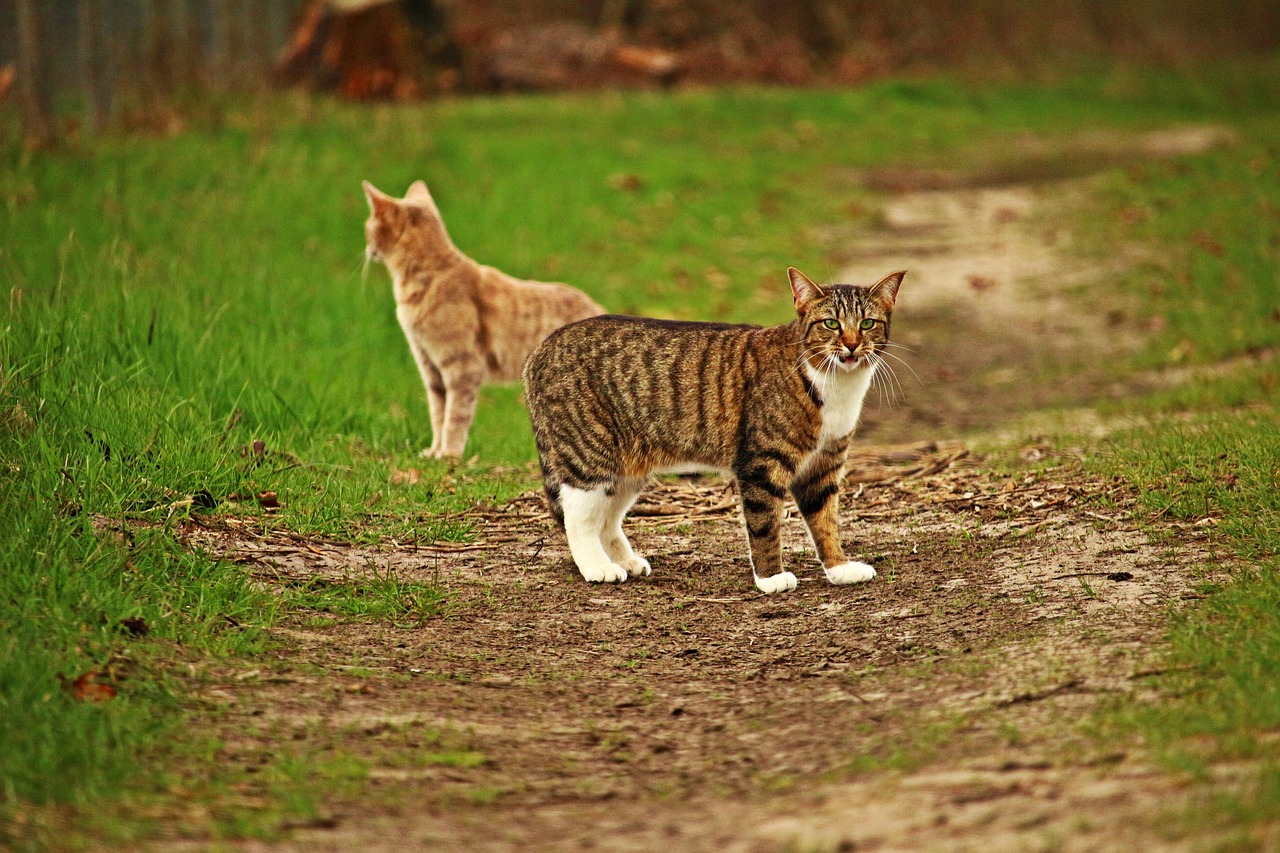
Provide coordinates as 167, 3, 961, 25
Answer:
539, 458, 566, 529
528, 403, 566, 528
524, 338, 566, 529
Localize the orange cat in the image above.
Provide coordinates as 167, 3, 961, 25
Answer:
363, 180, 605, 458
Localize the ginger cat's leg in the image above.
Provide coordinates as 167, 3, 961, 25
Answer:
436, 356, 484, 458
410, 344, 446, 457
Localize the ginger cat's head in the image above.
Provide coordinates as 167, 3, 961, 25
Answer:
788, 267, 905, 374
362, 180, 453, 266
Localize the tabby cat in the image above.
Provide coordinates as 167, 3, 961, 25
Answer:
364, 180, 605, 458
524, 267, 905, 594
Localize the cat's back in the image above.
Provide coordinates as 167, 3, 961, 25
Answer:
526, 315, 788, 471
530, 314, 753, 374
527, 315, 758, 413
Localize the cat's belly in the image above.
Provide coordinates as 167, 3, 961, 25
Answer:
652, 462, 732, 477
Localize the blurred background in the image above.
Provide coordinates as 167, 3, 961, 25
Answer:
5, 0, 1280, 145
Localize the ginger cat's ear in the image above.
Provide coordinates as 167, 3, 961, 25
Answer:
869, 270, 906, 311
788, 267, 828, 315
363, 180, 397, 214
402, 179, 445, 223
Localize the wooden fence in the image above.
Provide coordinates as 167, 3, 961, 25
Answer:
4, 0, 300, 144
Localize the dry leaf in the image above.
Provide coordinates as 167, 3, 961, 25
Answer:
60, 670, 117, 703
390, 468, 421, 485
608, 172, 645, 192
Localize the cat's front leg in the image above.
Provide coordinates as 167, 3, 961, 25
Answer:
418, 351, 448, 457
436, 358, 484, 458
737, 470, 796, 594
793, 450, 876, 586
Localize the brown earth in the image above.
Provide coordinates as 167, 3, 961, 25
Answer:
158, 127, 1244, 851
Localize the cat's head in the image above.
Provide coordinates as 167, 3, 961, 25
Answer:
788, 267, 905, 373
362, 180, 451, 264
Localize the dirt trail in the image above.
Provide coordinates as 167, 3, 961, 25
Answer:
169, 127, 1240, 851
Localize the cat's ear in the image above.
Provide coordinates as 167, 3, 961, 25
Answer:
869, 270, 906, 311
363, 181, 397, 215
788, 267, 828, 314
405, 181, 444, 220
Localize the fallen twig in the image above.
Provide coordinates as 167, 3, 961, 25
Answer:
995, 678, 1085, 707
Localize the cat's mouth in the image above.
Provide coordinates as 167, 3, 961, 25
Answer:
832, 351, 865, 369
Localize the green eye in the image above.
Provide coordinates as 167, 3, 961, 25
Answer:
822, 319, 840, 330
859, 318, 876, 330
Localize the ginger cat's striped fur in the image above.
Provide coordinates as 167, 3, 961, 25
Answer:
525, 267, 905, 594
363, 180, 604, 458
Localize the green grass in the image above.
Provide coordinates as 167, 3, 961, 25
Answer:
2, 62, 1279, 841
1071, 100, 1280, 841
1085, 129, 1280, 367
282, 566, 446, 624
1094, 410, 1280, 842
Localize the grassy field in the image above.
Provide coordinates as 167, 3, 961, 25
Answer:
1, 61, 1278, 843
1077, 110, 1280, 838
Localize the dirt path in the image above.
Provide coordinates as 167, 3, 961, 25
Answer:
181, 456, 1221, 852
166, 127, 1238, 851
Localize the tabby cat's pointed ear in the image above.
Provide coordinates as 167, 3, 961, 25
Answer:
406, 180, 431, 200
869, 270, 906, 310
788, 267, 827, 314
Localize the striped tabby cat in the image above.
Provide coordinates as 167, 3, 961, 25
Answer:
364, 180, 604, 458
525, 267, 905, 594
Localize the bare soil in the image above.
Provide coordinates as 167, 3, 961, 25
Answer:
162, 127, 1240, 851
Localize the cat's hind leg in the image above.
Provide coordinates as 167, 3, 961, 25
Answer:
560, 484, 631, 584
600, 480, 650, 578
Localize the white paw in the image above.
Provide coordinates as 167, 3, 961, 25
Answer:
578, 561, 629, 584
620, 555, 651, 578
825, 561, 876, 585
755, 571, 798, 594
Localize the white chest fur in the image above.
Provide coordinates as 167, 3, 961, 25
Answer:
807, 363, 876, 446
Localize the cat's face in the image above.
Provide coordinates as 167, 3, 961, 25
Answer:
789, 268, 905, 374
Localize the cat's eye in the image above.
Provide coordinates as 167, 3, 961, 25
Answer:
822, 319, 840, 330
858, 318, 876, 330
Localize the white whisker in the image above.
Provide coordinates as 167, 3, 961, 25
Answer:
865, 354, 890, 406
876, 349, 922, 386
794, 342, 830, 376
867, 352, 902, 406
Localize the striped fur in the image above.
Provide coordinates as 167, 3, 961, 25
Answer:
525, 267, 905, 593
364, 180, 605, 458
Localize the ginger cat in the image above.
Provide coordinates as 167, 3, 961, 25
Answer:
525, 267, 905, 594
363, 180, 605, 458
